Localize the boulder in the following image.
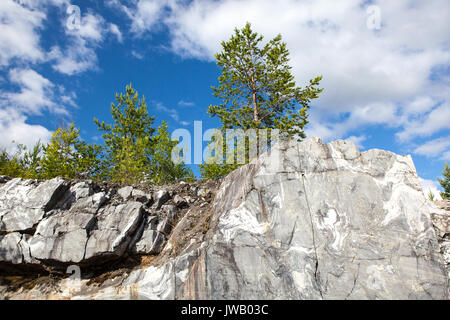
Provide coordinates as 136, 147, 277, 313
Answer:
117, 186, 133, 201
0, 233, 25, 264
84, 201, 144, 261
154, 190, 170, 210
173, 195, 188, 208
29, 210, 96, 264
134, 216, 160, 254
0, 178, 69, 232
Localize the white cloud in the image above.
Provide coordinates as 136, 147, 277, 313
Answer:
396, 102, 450, 142
0, 0, 46, 66
419, 177, 443, 201
178, 100, 195, 107
109, 23, 123, 43
155, 102, 180, 122
127, 0, 168, 34
131, 50, 144, 59
155, 101, 192, 125
1, 68, 71, 116
49, 42, 99, 75
50, 11, 122, 75
0, 108, 52, 154
402, 96, 436, 116
124, 0, 450, 153
441, 151, 450, 161
0, 68, 77, 151
414, 136, 450, 158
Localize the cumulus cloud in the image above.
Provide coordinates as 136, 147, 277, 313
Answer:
49, 10, 123, 75
131, 50, 144, 59
109, 23, 123, 43
156, 102, 180, 122
415, 136, 450, 159
108, 0, 169, 35
1, 68, 73, 116
0, 1, 123, 152
0, 68, 77, 151
396, 102, 450, 142
0, 0, 46, 66
123, 0, 450, 156
0, 108, 53, 154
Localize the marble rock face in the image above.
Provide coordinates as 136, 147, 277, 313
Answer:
188, 138, 448, 299
0, 138, 448, 300
0, 178, 70, 232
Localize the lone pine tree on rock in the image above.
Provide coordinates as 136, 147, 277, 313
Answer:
201, 22, 323, 179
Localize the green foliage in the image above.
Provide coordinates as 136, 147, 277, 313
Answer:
428, 190, 435, 201
201, 22, 323, 179
208, 22, 322, 136
94, 83, 155, 184
439, 162, 450, 200
94, 84, 195, 185
199, 129, 241, 180
149, 121, 195, 185
0, 148, 25, 178
0, 142, 43, 179
41, 123, 101, 179
199, 161, 238, 181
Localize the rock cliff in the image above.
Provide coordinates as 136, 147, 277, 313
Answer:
0, 138, 448, 299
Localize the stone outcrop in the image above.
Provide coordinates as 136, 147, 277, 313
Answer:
0, 178, 214, 276
0, 138, 448, 300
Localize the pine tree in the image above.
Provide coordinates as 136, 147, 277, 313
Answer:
18, 141, 43, 179
94, 84, 155, 184
201, 22, 323, 179
41, 123, 101, 179
0, 142, 43, 179
0, 148, 23, 178
439, 162, 450, 200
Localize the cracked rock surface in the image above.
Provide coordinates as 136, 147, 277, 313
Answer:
0, 138, 448, 300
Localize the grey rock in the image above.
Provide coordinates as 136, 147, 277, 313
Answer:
186, 138, 448, 299
0, 233, 25, 264
134, 216, 161, 254
157, 205, 177, 236
70, 192, 106, 214
131, 189, 150, 203
1, 138, 449, 300
197, 188, 207, 198
0, 178, 69, 232
154, 190, 170, 209
84, 202, 143, 260
190, 186, 198, 196
71, 182, 94, 201
173, 195, 188, 208
29, 210, 96, 263
118, 186, 133, 201
0, 176, 10, 184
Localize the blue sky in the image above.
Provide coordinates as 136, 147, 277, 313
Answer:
0, 0, 449, 198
